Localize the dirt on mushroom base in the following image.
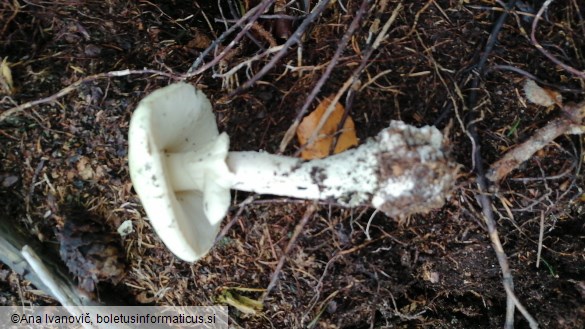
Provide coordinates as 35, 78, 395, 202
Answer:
1, 1, 584, 328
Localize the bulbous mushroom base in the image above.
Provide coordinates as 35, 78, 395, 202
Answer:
371, 122, 458, 217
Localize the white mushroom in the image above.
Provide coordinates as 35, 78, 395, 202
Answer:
129, 83, 457, 262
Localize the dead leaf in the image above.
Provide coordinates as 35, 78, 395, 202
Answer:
1, 175, 18, 187
77, 156, 94, 180
296, 96, 358, 160
0, 57, 14, 95
523, 79, 562, 107
187, 32, 212, 49
136, 291, 155, 303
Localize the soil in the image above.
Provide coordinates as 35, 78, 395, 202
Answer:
1, 1, 584, 328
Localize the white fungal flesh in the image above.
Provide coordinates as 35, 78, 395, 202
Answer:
226, 139, 380, 206
166, 133, 234, 193
129, 83, 230, 262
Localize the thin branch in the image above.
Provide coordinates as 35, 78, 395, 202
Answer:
487, 100, 585, 182
186, 0, 277, 76
229, 0, 330, 96
21, 246, 94, 308
466, 1, 539, 328
215, 195, 257, 244
530, 0, 585, 79
278, 0, 373, 153
0, 69, 179, 122
536, 211, 545, 268
261, 204, 316, 301
281, 2, 403, 154
331, 0, 393, 156
301, 3, 401, 155
212, 45, 284, 79
489, 65, 584, 94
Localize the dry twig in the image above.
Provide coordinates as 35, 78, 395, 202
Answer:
0, 69, 178, 123
465, 1, 539, 328
489, 65, 584, 94
281, 2, 403, 154
20, 246, 95, 309
279, 0, 374, 153
536, 211, 545, 269
186, 0, 277, 76
229, 0, 330, 96
261, 204, 316, 301
215, 195, 257, 244
531, 0, 585, 79
487, 100, 585, 182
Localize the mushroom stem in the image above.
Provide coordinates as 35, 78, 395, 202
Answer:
166, 133, 234, 192
169, 121, 457, 218
225, 142, 379, 206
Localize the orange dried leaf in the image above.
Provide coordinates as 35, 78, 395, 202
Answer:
296, 97, 358, 160
523, 79, 562, 107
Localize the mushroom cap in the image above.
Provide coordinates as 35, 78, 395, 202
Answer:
128, 83, 231, 262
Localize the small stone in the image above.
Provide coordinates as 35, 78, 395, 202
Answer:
117, 220, 134, 237
84, 44, 102, 57
2, 175, 18, 187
